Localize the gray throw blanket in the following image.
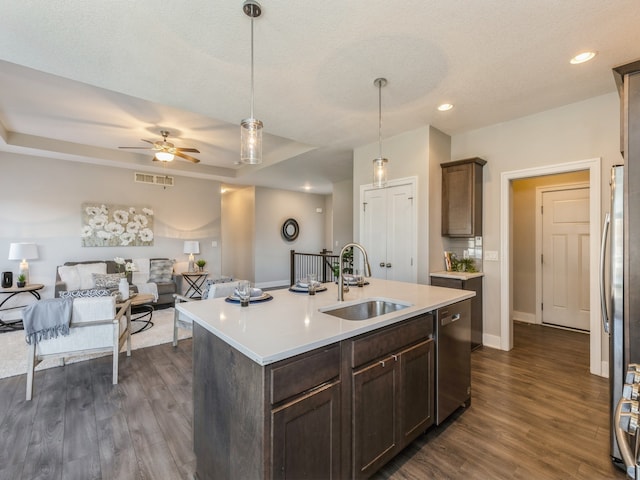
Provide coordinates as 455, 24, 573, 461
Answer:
23, 298, 73, 345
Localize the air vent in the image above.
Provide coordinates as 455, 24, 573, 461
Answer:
134, 172, 174, 187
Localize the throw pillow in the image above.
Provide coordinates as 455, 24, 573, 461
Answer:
59, 288, 111, 298
58, 265, 81, 291
76, 262, 107, 290
149, 259, 174, 283
92, 273, 124, 289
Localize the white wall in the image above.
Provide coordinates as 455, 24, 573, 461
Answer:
451, 92, 621, 353
222, 186, 329, 287
221, 186, 256, 282
354, 125, 448, 285
0, 152, 223, 303
331, 178, 353, 251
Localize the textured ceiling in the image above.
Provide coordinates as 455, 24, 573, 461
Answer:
1, 1, 640, 193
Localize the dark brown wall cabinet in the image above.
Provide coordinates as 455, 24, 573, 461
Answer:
441, 157, 487, 237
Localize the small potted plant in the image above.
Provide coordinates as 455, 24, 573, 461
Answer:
196, 259, 207, 272
16, 274, 26, 288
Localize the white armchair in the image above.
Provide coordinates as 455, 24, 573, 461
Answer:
173, 280, 241, 346
26, 296, 131, 401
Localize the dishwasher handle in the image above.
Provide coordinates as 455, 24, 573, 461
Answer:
441, 312, 461, 326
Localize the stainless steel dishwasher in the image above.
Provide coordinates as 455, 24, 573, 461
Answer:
435, 299, 471, 425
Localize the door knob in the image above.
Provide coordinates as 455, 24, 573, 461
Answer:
379, 262, 386, 267
386, 263, 392, 268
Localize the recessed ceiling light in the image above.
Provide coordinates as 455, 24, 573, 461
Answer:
570, 51, 597, 64
437, 103, 454, 112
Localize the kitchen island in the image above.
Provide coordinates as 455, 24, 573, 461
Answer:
177, 278, 474, 479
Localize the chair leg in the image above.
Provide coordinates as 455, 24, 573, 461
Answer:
26, 343, 35, 401
173, 310, 179, 347
112, 345, 119, 385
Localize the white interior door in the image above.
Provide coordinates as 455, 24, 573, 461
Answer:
361, 181, 416, 282
541, 187, 590, 330
362, 188, 387, 279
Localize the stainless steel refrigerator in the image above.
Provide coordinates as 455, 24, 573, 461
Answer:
601, 164, 629, 466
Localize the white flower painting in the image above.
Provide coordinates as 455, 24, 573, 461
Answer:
81, 203, 154, 247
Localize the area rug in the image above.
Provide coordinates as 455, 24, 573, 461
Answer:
0, 307, 191, 379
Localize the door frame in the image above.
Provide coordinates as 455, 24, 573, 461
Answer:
500, 158, 602, 376
359, 176, 418, 283
535, 182, 591, 326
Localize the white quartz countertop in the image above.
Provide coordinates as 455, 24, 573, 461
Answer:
176, 278, 475, 366
430, 270, 485, 280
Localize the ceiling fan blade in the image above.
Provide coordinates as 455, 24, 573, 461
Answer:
119, 146, 153, 150
141, 139, 155, 145
176, 147, 200, 153
175, 151, 200, 163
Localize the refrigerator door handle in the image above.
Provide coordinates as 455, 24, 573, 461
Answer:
600, 212, 611, 334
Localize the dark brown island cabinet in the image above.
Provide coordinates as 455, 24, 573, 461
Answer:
441, 157, 487, 237
192, 311, 438, 480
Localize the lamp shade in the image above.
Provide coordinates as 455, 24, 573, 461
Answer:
183, 241, 200, 255
8, 243, 39, 261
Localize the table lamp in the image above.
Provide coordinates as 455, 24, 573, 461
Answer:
184, 241, 200, 273
8, 242, 39, 284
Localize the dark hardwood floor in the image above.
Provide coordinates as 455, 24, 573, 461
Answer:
0, 322, 627, 480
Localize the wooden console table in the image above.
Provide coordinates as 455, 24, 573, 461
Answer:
0, 283, 44, 331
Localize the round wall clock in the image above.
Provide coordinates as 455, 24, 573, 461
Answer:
281, 218, 299, 241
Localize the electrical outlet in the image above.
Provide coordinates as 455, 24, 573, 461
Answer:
212, 241, 218, 247
485, 250, 499, 261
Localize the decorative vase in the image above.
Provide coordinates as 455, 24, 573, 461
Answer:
119, 277, 130, 300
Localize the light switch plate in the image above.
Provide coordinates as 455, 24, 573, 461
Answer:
485, 250, 499, 261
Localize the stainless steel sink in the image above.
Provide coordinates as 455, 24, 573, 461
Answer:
321, 299, 411, 321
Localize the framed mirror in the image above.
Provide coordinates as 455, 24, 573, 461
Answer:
281, 218, 299, 241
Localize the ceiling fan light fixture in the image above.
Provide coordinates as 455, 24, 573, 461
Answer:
240, 0, 263, 165
373, 77, 389, 188
155, 151, 174, 162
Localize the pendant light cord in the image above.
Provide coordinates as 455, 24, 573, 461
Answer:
378, 81, 382, 159
250, 14, 255, 119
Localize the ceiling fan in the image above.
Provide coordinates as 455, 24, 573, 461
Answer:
119, 130, 201, 163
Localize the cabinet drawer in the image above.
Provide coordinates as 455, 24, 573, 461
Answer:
270, 344, 340, 405
351, 314, 434, 369
430, 277, 463, 289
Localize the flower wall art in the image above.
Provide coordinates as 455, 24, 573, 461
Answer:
81, 203, 154, 247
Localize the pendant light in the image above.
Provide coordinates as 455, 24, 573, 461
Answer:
373, 78, 389, 188
240, 0, 263, 164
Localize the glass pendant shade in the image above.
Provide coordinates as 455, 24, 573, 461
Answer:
373, 157, 388, 188
155, 151, 174, 162
240, 117, 263, 164
372, 78, 389, 188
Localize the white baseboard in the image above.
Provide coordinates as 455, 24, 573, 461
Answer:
482, 333, 502, 350
512, 310, 536, 324
599, 360, 609, 378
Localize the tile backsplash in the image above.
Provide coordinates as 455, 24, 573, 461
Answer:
442, 236, 483, 271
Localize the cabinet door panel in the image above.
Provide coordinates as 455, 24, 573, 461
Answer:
271, 381, 341, 480
352, 357, 397, 478
442, 163, 473, 236
399, 339, 434, 444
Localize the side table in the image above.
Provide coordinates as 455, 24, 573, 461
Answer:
181, 272, 209, 299
125, 293, 155, 334
0, 283, 44, 331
